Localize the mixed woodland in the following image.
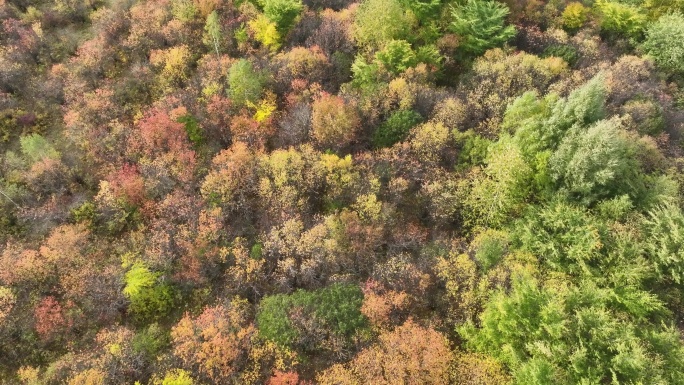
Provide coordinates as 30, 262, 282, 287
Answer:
3, 0, 684, 383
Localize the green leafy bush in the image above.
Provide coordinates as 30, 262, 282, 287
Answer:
70, 201, 97, 225
644, 204, 684, 284
415, 44, 443, 68
514, 200, 606, 275
472, 229, 509, 270
260, 0, 303, 34
228, 59, 265, 108
203, 11, 221, 55
20, 133, 60, 163
507, 74, 606, 161
398, 0, 442, 22
372, 109, 423, 148
256, 283, 368, 351
461, 274, 684, 385
350, 55, 381, 91
454, 129, 492, 169
594, 0, 646, 41
542, 44, 578, 66
123, 262, 175, 322
352, 0, 414, 50
374, 40, 418, 75
461, 137, 533, 229
177, 114, 203, 146
171, 0, 198, 22
449, 0, 516, 57
132, 323, 169, 358
458, 48, 568, 135
645, 0, 684, 18
642, 13, 684, 76
549, 118, 642, 206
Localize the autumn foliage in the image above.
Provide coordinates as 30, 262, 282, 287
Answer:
3, 0, 684, 383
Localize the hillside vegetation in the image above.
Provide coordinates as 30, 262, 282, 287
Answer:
2, 0, 684, 383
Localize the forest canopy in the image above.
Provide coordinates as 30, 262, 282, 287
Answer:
2, 0, 684, 383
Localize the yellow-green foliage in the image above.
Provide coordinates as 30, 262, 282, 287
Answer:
462, 49, 568, 135
353, 193, 382, 221
67, 369, 106, 385
20, 133, 60, 163
437, 252, 480, 321
123, 262, 174, 322
562, 2, 587, 31
645, 0, 684, 18
249, 14, 281, 52
643, 13, 684, 76
171, 0, 197, 22
251, 93, 277, 122
0, 286, 16, 323
123, 262, 158, 298
228, 59, 265, 108
461, 138, 533, 229
410, 121, 450, 164
594, 0, 646, 40
451, 353, 512, 385
374, 40, 418, 75
260, 0, 303, 34
319, 153, 360, 206
203, 11, 222, 55
258, 145, 322, 216
150, 45, 192, 90
352, 0, 414, 50
311, 94, 360, 150
151, 369, 194, 385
